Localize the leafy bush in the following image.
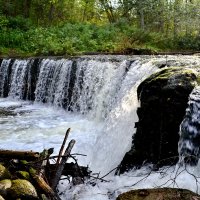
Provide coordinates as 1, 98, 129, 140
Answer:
0, 21, 199, 56
7, 16, 33, 30
176, 35, 200, 50
0, 15, 9, 29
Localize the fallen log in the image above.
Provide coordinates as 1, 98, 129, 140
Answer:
29, 167, 61, 200
0, 149, 39, 160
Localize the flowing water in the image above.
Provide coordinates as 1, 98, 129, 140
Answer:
1, 55, 200, 199
179, 86, 200, 163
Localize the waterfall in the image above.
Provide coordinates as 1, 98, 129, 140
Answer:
9, 59, 31, 99
0, 57, 160, 124
0, 56, 160, 173
90, 59, 158, 174
179, 86, 200, 164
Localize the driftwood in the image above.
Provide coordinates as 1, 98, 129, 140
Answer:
56, 128, 71, 166
0, 149, 39, 160
51, 139, 76, 189
0, 128, 91, 200
30, 167, 60, 200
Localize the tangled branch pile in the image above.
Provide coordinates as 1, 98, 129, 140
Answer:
0, 128, 90, 200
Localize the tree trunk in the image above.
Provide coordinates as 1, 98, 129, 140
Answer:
49, 3, 55, 24
140, 9, 145, 30
24, 0, 32, 18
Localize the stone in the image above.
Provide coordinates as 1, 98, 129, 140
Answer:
0, 165, 11, 180
16, 171, 30, 180
119, 67, 199, 172
0, 109, 16, 117
8, 179, 38, 199
0, 195, 5, 200
117, 188, 200, 200
0, 179, 12, 196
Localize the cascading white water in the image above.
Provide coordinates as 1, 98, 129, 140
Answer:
70, 59, 128, 119
9, 59, 30, 99
179, 86, 200, 163
35, 59, 73, 107
35, 58, 129, 119
90, 59, 159, 175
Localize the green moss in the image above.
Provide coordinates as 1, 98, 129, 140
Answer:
145, 67, 197, 86
117, 188, 200, 200
0, 179, 12, 189
8, 179, 38, 199
16, 171, 30, 180
196, 76, 200, 85
19, 160, 29, 165
0, 165, 11, 180
0, 179, 12, 197
29, 167, 37, 176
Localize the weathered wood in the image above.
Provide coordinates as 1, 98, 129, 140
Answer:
29, 168, 61, 200
56, 128, 70, 166
49, 162, 90, 178
38, 149, 53, 184
51, 139, 76, 190
0, 150, 39, 160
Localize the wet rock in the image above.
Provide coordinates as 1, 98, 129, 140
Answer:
8, 179, 38, 199
16, 171, 30, 180
0, 165, 11, 180
0, 109, 16, 117
117, 188, 200, 200
119, 67, 199, 172
0, 195, 5, 200
0, 179, 12, 197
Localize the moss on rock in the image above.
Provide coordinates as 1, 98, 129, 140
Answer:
0, 179, 12, 196
0, 195, 5, 200
16, 171, 30, 180
117, 188, 200, 200
8, 179, 38, 199
0, 165, 11, 180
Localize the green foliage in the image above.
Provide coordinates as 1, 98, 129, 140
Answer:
0, 15, 9, 29
7, 16, 33, 31
0, 21, 199, 57
176, 35, 200, 51
0, 0, 200, 55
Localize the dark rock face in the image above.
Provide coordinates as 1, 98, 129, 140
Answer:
119, 67, 198, 173
25, 58, 41, 101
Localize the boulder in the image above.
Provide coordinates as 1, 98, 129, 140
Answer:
16, 171, 30, 180
0, 165, 11, 180
119, 67, 199, 172
0, 195, 5, 200
8, 179, 38, 199
117, 188, 200, 200
0, 179, 12, 197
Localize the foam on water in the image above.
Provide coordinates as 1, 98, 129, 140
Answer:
0, 98, 102, 166
58, 163, 200, 200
